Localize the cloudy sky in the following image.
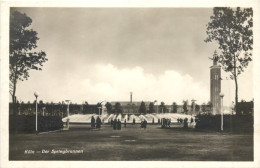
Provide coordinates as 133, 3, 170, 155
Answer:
13, 7, 253, 106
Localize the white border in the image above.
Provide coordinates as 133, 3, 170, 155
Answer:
1, 1, 260, 168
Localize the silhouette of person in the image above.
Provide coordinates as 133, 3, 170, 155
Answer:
117, 119, 121, 130
184, 117, 188, 128
111, 119, 113, 127
96, 116, 101, 128
143, 119, 147, 129
113, 118, 117, 130
91, 116, 95, 128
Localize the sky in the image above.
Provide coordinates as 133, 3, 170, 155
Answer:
12, 7, 253, 106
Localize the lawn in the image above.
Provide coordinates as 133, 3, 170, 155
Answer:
9, 123, 253, 161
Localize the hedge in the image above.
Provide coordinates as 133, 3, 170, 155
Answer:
9, 115, 63, 133
195, 114, 253, 133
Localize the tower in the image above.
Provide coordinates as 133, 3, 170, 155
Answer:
210, 51, 221, 114
130, 92, 133, 104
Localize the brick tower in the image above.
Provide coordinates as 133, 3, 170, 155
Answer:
210, 51, 221, 114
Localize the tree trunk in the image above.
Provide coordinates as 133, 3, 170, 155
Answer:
234, 76, 238, 114
12, 79, 16, 103
12, 66, 18, 103
233, 54, 238, 115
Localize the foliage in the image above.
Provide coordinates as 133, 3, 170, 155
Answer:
195, 104, 200, 112
172, 102, 178, 113
139, 101, 146, 114
183, 100, 188, 114
205, 7, 253, 111
9, 10, 47, 103
114, 102, 122, 114
236, 100, 253, 115
105, 102, 113, 114
9, 115, 63, 133
148, 102, 154, 113
195, 114, 253, 133
207, 101, 213, 112
201, 103, 207, 112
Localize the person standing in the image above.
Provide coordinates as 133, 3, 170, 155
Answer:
117, 119, 121, 130
183, 117, 188, 128
144, 119, 147, 129
96, 116, 101, 128
113, 118, 117, 130
111, 119, 113, 127
124, 119, 126, 127
91, 116, 95, 128
161, 118, 164, 128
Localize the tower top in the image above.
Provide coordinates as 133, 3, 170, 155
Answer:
212, 50, 219, 65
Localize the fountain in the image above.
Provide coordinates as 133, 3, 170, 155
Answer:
62, 113, 195, 125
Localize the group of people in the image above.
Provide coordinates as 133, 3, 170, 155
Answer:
91, 116, 102, 129
90, 116, 196, 129
177, 117, 195, 128
111, 118, 122, 130
161, 118, 171, 128
177, 117, 194, 124
110, 118, 148, 129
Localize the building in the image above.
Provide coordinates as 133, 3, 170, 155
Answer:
210, 51, 221, 114
109, 92, 151, 114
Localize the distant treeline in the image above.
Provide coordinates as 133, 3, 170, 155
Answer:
9, 102, 213, 116
9, 103, 100, 116
9, 100, 253, 116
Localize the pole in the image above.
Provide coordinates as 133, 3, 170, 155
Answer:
36, 96, 38, 134
67, 103, 69, 117
221, 98, 223, 131
220, 93, 224, 131
66, 101, 70, 129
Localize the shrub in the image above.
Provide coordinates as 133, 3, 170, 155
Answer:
195, 114, 253, 133
9, 115, 63, 133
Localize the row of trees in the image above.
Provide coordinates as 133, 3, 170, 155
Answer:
11, 99, 253, 116
104, 101, 213, 115
11, 99, 214, 115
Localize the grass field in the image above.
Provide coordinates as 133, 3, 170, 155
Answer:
9, 123, 253, 161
